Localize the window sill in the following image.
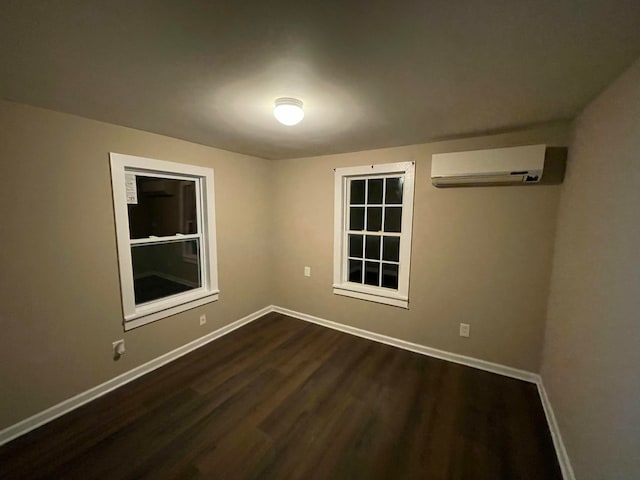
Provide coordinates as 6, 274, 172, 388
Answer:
123, 290, 219, 330
333, 284, 408, 309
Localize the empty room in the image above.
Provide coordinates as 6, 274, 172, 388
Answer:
0, 2, 639, 479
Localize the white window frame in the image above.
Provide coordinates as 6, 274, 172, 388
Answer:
333, 161, 415, 308
179, 181, 199, 264
110, 153, 219, 330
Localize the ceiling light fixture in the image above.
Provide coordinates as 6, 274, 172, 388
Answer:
273, 97, 304, 126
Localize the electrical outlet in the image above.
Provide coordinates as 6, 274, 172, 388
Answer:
304, 266, 311, 277
199, 314, 207, 326
112, 339, 125, 358
459, 323, 470, 338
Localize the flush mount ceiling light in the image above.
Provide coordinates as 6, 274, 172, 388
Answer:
273, 97, 304, 126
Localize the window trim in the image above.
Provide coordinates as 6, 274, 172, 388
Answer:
333, 161, 415, 308
110, 153, 219, 330
178, 181, 199, 264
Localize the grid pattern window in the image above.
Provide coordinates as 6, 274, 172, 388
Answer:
333, 162, 415, 308
110, 153, 219, 330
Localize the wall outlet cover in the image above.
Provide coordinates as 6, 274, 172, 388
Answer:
112, 340, 125, 356
459, 323, 470, 337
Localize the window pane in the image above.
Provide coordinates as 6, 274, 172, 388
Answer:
350, 179, 365, 205
367, 179, 383, 204
366, 207, 382, 231
364, 261, 380, 286
348, 259, 363, 283
349, 207, 365, 230
128, 176, 198, 239
349, 234, 364, 258
365, 235, 381, 260
385, 177, 403, 204
382, 264, 399, 289
382, 236, 400, 262
384, 207, 402, 232
131, 240, 201, 305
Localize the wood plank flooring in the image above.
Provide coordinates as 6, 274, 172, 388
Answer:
0, 313, 562, 479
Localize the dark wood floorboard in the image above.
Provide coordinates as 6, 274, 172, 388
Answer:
0, 313, 562, 479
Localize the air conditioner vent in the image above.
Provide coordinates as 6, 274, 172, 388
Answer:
431, 145, 545, 188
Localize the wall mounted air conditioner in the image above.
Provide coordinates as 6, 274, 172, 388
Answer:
431, 144, 546, 187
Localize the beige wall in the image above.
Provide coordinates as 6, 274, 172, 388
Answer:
542, 59, 640, 479
0, 100, 273, 429
272, 123, 570, 372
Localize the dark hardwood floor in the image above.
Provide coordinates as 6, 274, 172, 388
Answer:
0, 313, 561, 479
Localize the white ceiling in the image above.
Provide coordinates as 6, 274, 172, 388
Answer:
1, 1, 639, 159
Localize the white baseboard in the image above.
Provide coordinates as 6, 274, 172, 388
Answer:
271, 305, 539, 383
0, 305, 272, 447
537, 380, 576, 480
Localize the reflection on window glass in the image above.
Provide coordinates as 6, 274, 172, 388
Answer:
181, 183, 197, 234
350, 207, 365, 231
364, 261, 380, 286
349, 234, 363, 258
384, 207, 402, 232
382, 236, 400, 262
365, 235, 381, 260
350, 180, 365, 205
349, 259, 363, 283
382, 264, 399, 289
385, 177, 403, 204
366, 207, 382, 231
127, 176, 197, 239
131, 240, 201, 305
367, 179, 384, 204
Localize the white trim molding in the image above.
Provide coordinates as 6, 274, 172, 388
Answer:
537, 380, 576, 480
0, 306, 272, 447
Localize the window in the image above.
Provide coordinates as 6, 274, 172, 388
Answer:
333, 162, 415, 308
110, 153, 219, 330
